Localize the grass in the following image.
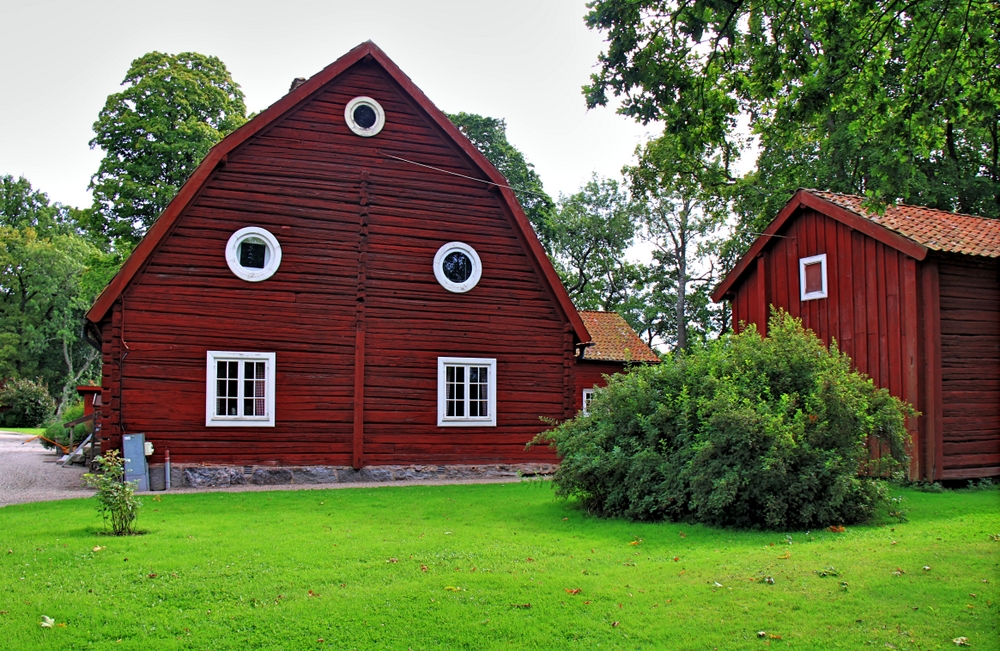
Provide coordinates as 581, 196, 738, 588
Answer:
0, 427, 45, 435
1, 482, 997, 650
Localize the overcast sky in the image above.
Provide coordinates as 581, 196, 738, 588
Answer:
0, 0, 657, 209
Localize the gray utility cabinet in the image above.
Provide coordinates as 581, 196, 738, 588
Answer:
122, 434, 149, 492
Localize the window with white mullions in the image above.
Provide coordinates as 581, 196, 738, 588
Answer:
206, 351, 276, 427
438, 357, 496, 426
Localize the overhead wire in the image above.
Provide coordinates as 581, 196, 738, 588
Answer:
376, 150, 550, 198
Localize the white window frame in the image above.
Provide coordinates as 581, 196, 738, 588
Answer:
582, 388, 595, 415
206, 351, 276, 427
799, 253, 828, 301
344, 96, 385, 137
437, 357, 497, 427
226, 226, 282, 282
433, 242, 483, 293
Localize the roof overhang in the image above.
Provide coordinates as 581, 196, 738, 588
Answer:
711, 189, 929, 302
85, 41, 590, 346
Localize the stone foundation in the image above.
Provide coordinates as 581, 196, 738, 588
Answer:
148, 463, 557, 490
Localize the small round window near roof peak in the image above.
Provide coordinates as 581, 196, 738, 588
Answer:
226, 227, 282, 282
345, 96, 385, 137
434, 242, 482, 293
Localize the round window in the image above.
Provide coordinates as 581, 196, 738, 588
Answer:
226, 227, 282, 282
344, 96, 385, 137
433, 242, 482, 293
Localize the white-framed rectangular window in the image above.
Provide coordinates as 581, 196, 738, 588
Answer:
206, 351, 276, 427
437, 357, 497, 427
799, 253, 828, 301
582, 388, 595, 415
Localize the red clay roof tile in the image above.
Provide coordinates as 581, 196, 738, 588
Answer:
807, 190, 1000, 258
578, 311, 660, 363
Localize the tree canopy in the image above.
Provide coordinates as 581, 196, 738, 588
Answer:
447, 112, 558, 247
87, 51, 247, 246
584, 0, 1000, 261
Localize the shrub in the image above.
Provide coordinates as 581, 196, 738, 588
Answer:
83, 449, 142, 535
539, 311, 913, 530
0, 377, 56, 427
41, 401, 89, 450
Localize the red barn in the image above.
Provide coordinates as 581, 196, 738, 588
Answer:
83, 42, 657, 487
712, 189, 1000, 481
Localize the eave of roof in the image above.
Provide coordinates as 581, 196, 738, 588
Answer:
85, 41, 591, 346
711, 189, 931, 302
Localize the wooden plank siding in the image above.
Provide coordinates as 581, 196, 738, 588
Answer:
936, 254, 1000, 479
574, 361, 628, 412
729, 209, 925, 477
99, 60, 568, 467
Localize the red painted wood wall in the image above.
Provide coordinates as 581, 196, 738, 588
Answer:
574, 361, 627, 411
98, 60, 573, 467
936, 255, 1000, 478
725, 208, 1000, 480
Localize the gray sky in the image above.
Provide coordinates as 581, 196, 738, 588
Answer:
0, 0, 656, 209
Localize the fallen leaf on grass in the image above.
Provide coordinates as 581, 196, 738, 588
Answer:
565, 589, 581, 595
777, 552, 791, 560
307, 590, 320, 597
769, 634, 781, 640
148, 573, 157, 578
39, 616, 54, 628
673, 557, 680, 562
57, 623, 66, 628
953, 637, 969, 646
510, 603, 531, 609
387, 558, 398, 563
758, 631, 767, 638
562, 517, 568, 521
420, 565, 428, 572
827, 525, 846, 533
679, 532, 687, 539
612, 621, 619, 627
923, 566, 931, 571
92, 546, 103, 552
526, 557, 535, 562
814, 567, 839, 578
892, 568, 906, 576
583, 600, 591, 604
628, 540, 642, 546
713, 582, 723, 588
444, 586, 464, 592
317, 638, 324, 643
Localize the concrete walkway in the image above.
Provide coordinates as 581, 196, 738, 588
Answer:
0, 432, 94, 507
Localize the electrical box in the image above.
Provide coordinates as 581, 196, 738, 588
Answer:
122, 434, 149, 492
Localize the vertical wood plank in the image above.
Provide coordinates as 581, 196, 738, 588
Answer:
885, 248, 902, 399
921, 260, 944, 480
825, 215, 839, 349
837, 222, 854, 360
757, 255, 768, 335
851, 231, 868, 375
902, 256, 920, 478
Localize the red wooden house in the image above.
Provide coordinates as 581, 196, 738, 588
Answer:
712, 189, 1000, 481
83, 42, 656, 487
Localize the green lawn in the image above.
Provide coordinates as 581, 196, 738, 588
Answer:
1, 482, 997, 650
0, 428, 45, 436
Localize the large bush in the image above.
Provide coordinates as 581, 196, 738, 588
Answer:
0, 377, 56, 427
540, 312, 912, 530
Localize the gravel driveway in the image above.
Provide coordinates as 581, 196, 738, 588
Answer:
0, 432, 94, 507
0, 432, 531, 508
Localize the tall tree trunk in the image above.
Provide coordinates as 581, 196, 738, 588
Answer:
675, 199, 691, 352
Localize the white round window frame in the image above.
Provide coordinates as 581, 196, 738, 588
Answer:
226, 226, 282, 282
433, 242, 482, 293
344, 96, 385, 137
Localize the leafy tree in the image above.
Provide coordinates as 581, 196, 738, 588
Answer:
87, 52, 247, 246
627, 136, 726, 350
551, 176, 643, 312
584, 0, 1000, 264
0, 177, 107, 414
447, 112, 558, 247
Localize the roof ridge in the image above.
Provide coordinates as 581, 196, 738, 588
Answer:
803, 188, 993, 222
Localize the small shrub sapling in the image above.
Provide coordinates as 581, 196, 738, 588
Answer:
83, 449, 142, 535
